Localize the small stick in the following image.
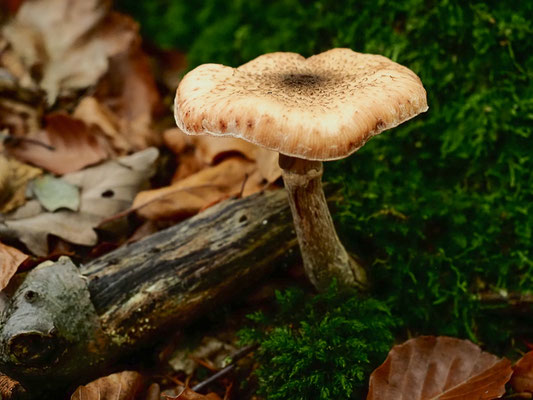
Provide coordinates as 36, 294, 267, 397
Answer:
191, 344, 258, 392
0, 132, 55, 151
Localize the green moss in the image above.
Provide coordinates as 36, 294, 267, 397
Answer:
119, 0, 532, 346
239, 286, 395, 400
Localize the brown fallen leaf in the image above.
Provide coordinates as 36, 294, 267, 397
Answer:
133, 157, 255, 220
164, 128, 191, 155
172, 151, 206, 183
191, 136, 281, 182
0, 97, 41, 138
70, 370, 143, 400
165, 388, 221, 400
6, 113, 113, 174
73, 96, 131, 154
0, 373, 24, 400
0, 155, 42, 213
511, 351, 533, 393
0, 241, 28, 291
367, 336, 512, 400
152, 48, 187, 92
94, 41, 162, 151
2, 0, 137, 104
255, 147, 282, 183
192, 135, 259, 165
0, 148, 158, 256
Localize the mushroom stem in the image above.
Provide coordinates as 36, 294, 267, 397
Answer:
279, 154, 368, 291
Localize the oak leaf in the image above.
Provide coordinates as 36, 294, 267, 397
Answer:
367, 336, 512, 400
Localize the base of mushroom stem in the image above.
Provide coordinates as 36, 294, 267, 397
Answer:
279, 154, 368, 291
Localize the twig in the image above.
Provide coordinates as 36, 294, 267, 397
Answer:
0, 131, 55, 151
477, 291, 533, 308
191, 344, 258, 392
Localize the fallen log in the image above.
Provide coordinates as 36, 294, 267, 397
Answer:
0, 188, 338, 394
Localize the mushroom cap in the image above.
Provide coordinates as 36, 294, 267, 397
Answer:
174, 48, 428, 161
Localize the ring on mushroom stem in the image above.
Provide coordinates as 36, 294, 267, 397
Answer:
174, 48, 428, 291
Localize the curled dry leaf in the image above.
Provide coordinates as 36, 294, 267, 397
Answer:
133, 157, 255, 220
2, 0, 137, 104
6, 113, 112, 174
0, 148, 158, 256
367, 336, 512, 400
0, 155, 42, 213
511, 351, 533, 393
70, 370, 143, 400
0, 241, 28, 291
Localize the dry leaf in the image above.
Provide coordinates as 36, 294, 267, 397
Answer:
255, 148, 281, 183
0, 155, 42, 213
2, 0, 137, 104
367, 336, 512, 400
7, 113, 112, 174
0, 373, 23, 399
169, 337, 237, 375
0, 241, 28, 291
31, 174, 80, 212
73, 96, 130, 154
165, 388, 221, 400
0, 97, 41, 137
192, 136, 259, 165
192, 136, 281, 182
154, 48, 187, 92
70, 370, 143, 400
164, 128, 191, 155
511, 351, 533, 393
0, 148, 158, 255
172, 151, 205, 183
133, 157, 255, 220
94, 43, 161, 150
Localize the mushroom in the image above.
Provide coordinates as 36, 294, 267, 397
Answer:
174, 48, 428, 291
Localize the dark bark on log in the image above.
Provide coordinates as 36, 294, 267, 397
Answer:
0, 188, 329, 395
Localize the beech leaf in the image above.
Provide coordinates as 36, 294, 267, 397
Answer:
511, 351, 533, 393
0, 241, 28, 291
367, 336, 512, 400
70, 370, 143, 400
